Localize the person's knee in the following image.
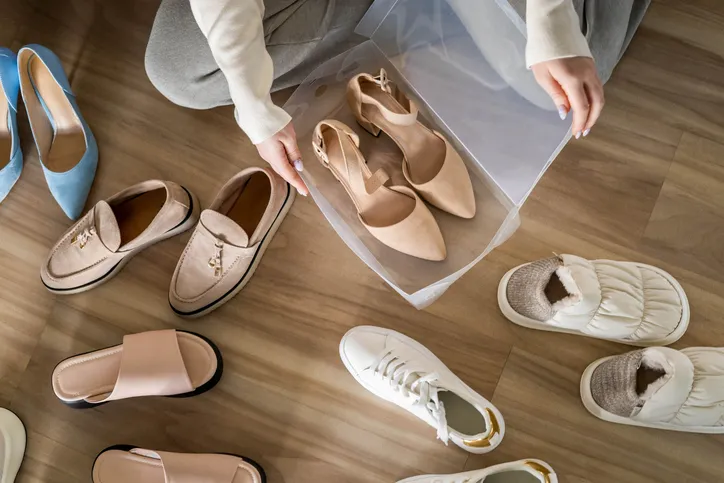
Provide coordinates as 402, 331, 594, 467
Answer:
144, 45, 215, 110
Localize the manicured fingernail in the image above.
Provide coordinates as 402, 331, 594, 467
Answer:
558, 106, 568, 120
583, 129, 591, 137
575, 131, 582, 139
293, 159, 304, 172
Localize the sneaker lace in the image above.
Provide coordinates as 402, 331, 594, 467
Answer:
71, 226, 96, 249
371, 350, 450, 444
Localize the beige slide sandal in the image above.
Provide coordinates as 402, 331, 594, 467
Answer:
92, 446, 265, 483
313, 119, 446, 261
348, 69, 476, 219
52, 330, 222, 408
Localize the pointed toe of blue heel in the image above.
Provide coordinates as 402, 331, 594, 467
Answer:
18, 44, 98, 219
44, 144, 98, 220
0, 47, 22, 204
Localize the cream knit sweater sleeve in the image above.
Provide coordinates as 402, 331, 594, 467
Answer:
189, 0, 291, 145
526, 0, 592, 67
189, 0, 591, 144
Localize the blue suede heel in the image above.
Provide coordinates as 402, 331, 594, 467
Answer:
18, 44, 97, 220
0, 48, 22, 204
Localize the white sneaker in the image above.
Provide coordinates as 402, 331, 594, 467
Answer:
0, 408, 26, 483
397, 459, 556, 483
581, 346, 724, 433
339, 326, 504, 453
498, 254, 689, 346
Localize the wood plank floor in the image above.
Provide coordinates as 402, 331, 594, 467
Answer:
2, 0, 724, 481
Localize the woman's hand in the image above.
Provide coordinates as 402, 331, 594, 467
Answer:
531, 57, 604, 139
256, 121, 309, 196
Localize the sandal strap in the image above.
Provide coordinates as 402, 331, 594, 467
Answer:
313, 119, 359, 164
364, 168, 389, 194
359, 68, 419, 127
103, 330, 193, 402
130, 449, 245, 483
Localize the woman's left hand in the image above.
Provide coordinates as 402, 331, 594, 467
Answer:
531, 56, 604, 139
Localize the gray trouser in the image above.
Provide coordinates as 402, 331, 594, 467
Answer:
145, 0, 372, 110
511, 0, 651, 82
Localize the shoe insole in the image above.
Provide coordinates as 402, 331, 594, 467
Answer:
52, 332, 216, 401
113, 188, 167, 246
484, 471, 541, 483
29, 55, 86, 173
438, 391, 487, 436
0, 101, 10, 168
92, 450, 257, 483
545, 272, 569, 304
222, 172, 271, 244
322, 126, 415, 228
360, 80, 446, 185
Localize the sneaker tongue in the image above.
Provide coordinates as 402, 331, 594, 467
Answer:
200, 210, 249, 247
94, 200, 121, 252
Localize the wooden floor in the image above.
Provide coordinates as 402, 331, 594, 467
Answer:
2, 0, 724, 482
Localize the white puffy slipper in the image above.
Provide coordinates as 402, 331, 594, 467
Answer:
581, 347, 724, 433
0, 408, 26, 483
498, 254, 689, 346
397, 459, 556, 483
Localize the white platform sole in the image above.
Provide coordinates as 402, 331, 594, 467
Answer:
395, 459, 558, 483
0, 408, 26, 483
339, 325, 505, 454
580, 356, 724, 433
173, 186, 296, 319
497, 260, 690, 347
44, 189, 201, 295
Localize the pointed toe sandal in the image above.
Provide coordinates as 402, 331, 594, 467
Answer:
348, 69, 476, 219
313, 120, 446, 261
41, 180, 199, 294
52, 329, 222, 408
169, 166, 295, 318
92, 446, 265, 483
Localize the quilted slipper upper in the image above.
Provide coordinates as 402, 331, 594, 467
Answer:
589, 347, 724, 429
505, 254, 686, 344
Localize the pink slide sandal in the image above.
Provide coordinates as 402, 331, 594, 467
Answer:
52, 330, 222, 408
92, 445, 265, 483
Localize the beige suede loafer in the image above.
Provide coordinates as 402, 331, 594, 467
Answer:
169, 167, 295, 318
41, 180, 199, 294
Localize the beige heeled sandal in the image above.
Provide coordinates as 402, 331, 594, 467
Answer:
313, 119, 446, 261
347, 69, 476, 219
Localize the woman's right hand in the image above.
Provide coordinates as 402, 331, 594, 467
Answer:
256, 121, 309, 196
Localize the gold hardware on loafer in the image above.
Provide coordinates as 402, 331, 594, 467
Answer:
208, 240, 224, 277
71, 226, 96, 249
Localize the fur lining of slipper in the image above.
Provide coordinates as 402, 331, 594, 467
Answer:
550, 265, 582, 312
639, 348, 673, 400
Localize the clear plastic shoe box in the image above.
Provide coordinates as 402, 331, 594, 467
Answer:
285, 0, 571, 308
